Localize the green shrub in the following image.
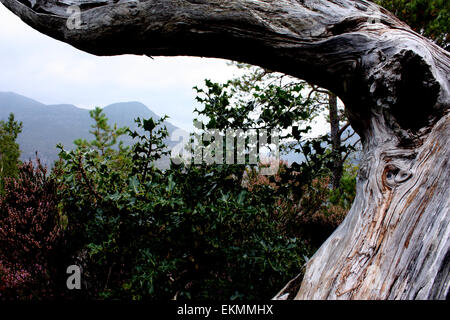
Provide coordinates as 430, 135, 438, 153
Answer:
56, 111, 311, 300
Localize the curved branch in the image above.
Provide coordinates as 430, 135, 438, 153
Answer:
2, 1, 448, 138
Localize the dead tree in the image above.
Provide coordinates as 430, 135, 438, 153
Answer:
1, 0, 448, 299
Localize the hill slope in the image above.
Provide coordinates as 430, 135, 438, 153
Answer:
0, 92, 183, 167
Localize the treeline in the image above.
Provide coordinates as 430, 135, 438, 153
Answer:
0, 67, 358, 300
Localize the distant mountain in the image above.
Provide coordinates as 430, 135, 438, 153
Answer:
0, 91, 360, 169
0, 92, 184, 167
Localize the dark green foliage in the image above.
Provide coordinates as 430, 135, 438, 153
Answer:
0, 113, 22, 194
74, 107, 129, 157
193, 65, 359, 199
328, 163, 358, 210
128, 116, 170, 180
194, 69, 319, 138
375, 0, 449, 50
191, 65, 359, 252
55, 109, 311, 300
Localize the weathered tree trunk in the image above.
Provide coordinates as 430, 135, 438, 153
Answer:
2, 0, 448, 299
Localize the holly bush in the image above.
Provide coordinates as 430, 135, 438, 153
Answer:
54, 110, 311, 300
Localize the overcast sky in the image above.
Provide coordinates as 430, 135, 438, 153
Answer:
0, 4, 242, 131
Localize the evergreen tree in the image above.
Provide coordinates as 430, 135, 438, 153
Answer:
74, 107, 128, 157
67, 107, 131, 174
0, 113, 23, 193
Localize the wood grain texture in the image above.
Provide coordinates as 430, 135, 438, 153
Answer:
1, 0, 448, 299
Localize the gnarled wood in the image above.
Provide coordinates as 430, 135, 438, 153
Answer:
1, 0, 448, 299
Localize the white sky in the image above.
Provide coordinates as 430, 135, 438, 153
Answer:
0, 4, 243, 131
0, 3, 330, 135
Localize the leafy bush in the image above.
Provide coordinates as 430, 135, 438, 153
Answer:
0, 158, 67, 300
56, 110, 311, 300
1, 94, 357, 300
243, 159, 357, 250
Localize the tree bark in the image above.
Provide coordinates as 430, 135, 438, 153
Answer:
328, 92, 343, 190
1, 0, 449, 299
